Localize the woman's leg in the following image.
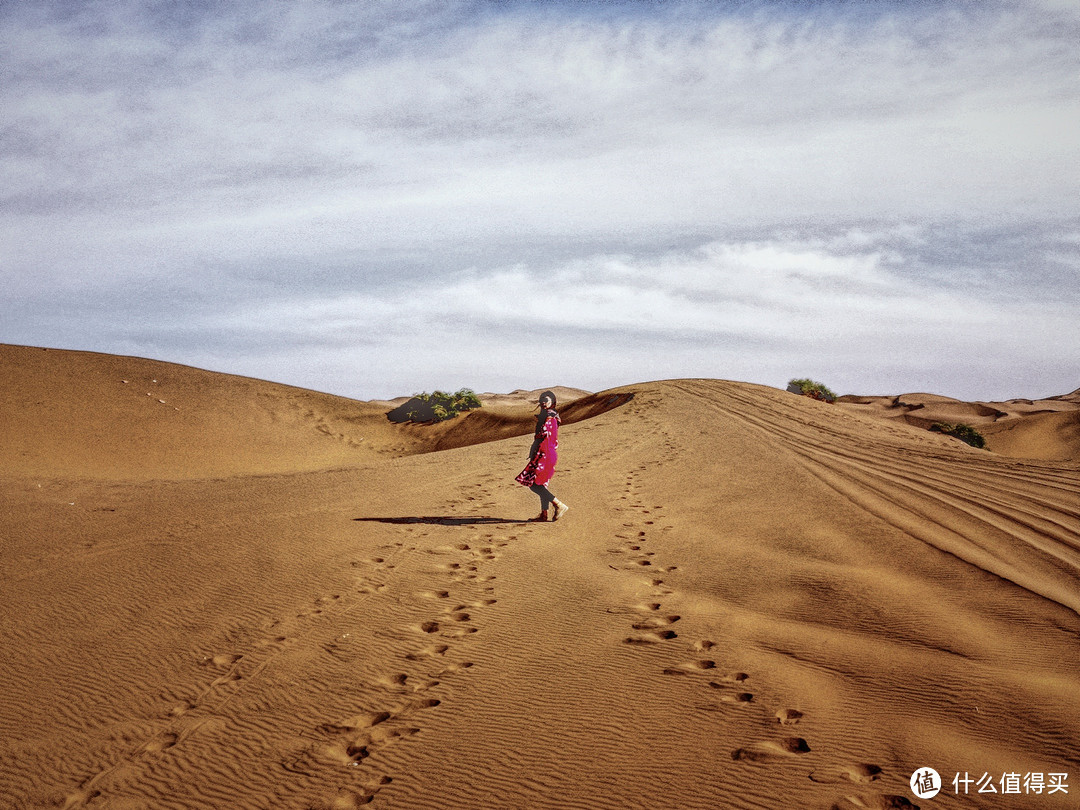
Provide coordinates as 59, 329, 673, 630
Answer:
530, 484, 554, 511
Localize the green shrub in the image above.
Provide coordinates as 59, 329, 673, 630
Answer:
929, 422, 986, 449
405, 388, 482, 422
787, 378, 837, 403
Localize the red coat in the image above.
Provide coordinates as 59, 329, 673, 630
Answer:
516, 410, 560, 487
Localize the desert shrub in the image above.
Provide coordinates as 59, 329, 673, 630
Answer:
405, 388, 482, 422
929, 422, 986, 449
787, 378, 837, 403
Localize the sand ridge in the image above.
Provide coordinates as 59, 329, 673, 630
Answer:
2, 346, 1078, 809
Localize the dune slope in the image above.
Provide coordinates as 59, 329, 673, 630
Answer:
0, 345, 392, 479
2, 351, 1078, 809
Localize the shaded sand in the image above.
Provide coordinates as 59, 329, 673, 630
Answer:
2, 345, 1079, 809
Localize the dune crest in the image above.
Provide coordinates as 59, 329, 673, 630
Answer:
2, 347, 1078, 809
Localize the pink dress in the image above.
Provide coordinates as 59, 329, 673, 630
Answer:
516, 410, 560, 487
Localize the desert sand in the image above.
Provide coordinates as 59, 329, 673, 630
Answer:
2, 344, 1078, 809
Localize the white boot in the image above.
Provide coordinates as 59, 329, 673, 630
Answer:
552, 499, 569, 521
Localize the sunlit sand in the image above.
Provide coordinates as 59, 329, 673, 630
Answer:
2, 345, 1077, 808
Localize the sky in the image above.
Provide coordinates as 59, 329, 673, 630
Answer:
2, 0, 1078, 402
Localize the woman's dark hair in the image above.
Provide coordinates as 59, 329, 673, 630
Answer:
539, 390, 557, 409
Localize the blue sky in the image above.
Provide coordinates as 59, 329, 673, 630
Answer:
2, 0, 1078, 400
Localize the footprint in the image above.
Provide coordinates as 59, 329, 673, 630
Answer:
631, 615, 680, 630
211, 671, 243, 688
405, 645, 449, 661
201, 653, 242, 668
719, 691, 755, 704
328, 788, 383, 808
371, 727, 420, 743
776, 708, 804, 725
831, 794, 915, 809
623, 629, 677, 644
730, 737, 810, 761
168, 701, 193, 718
439, 662, 474, 675
446, 626, 478, 638
322, 711, 392, 735
358, 711, 393, 728
841, 763, 883, 784
661, 660, 716, 676
143, 732, 179, 753
316, 742, 370, 766
63, 787, 103, 808
376, 673, 410, 689
712, 672, 749, 684
420, 621, 440, 634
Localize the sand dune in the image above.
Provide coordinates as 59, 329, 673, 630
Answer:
838, 389, 1080, 462
979, 411, 1080, 463
2, 345, 1078, 809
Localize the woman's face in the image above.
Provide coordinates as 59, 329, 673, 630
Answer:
539, 395, 553, 409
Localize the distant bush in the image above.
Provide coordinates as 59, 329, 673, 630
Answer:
929, 422, 986, 449
787, 378, 837, 403
405, 388, 482, 422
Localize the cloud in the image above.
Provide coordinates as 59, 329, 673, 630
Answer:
137, 226, 1070, 399
1, 0, 1078, 399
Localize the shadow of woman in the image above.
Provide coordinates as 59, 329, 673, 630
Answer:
353, 516, 528, 526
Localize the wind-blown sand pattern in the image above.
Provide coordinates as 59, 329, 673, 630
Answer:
2, 345, 1078, 809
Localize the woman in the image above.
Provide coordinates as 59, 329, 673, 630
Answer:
516, 390, 569, 522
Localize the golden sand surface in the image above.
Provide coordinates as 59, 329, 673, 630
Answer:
2, 345, 1078, 809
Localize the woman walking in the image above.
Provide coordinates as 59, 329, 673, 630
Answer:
516, 390, 569, 522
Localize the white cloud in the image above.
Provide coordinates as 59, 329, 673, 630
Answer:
184, 230, 1073, 399
1, 1, 1077, 399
